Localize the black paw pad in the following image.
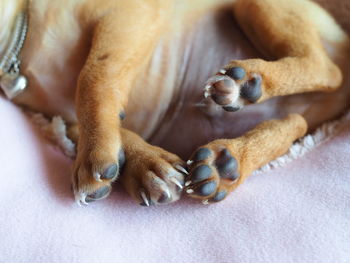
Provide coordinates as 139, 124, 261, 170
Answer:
101, 164, 119, 180
192, 148, 212, 162
210, 191, 227, 202
119, 111, 126, 121
157, 191, 171, 204
191, 165, 212, 184
212, 94, 232, 106
213, 79, 235, 94
86, 186, 111, 202
241, 75, 262, 103
215, 149, 240, 181
118, 149, 126, 170
195, 181, 217, 196
225, 67, 246, 80
223, 106, 241, 112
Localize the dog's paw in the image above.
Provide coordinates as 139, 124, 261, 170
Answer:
205, 66, 262, 112
121, 144, 187, 206
185, 142, 243, 204
72, 144, 125, 205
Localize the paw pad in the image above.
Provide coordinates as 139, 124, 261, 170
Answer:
85, 185, 112, 203
101, 164, 119, 180
215, 149, 239, 181
240, 74, 262, 103
225, 67, 246, 80
186, 147, 241, 203
192, 148, 212, 162
205, 66, 262, 111
194, 181, 217, 196
209, 190, 227, 202
191, 165, 212, 183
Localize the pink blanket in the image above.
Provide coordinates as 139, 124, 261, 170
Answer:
0, 96, 349, 263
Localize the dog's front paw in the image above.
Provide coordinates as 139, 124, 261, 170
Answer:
72, 137, 125, 205
120, 139, 187, 206
185, 141, 244, 204
205, 65, 262, 112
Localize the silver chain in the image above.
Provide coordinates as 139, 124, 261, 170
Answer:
0, 4, 28, 74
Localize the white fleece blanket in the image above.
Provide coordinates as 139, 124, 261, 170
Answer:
0, 93, 349, 263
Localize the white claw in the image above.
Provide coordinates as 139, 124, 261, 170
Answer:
75, 192, 88, 206
219, 69, 227, 74
165, 188, 171, 199
174, 164, 189, 175
140, 191, 150, 207
187, 160, 193, 165
93, 172, 103, 182
185, 181, 191, 187
186, 189, 194, 194
170, 177, 183, 190
202, 199, 209, 205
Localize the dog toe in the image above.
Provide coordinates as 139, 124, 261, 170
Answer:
120, 146, 186, 206
85, 185, 112, 203
240, 74, 262, 103
72, 147, 125, 205
225, 66, 246, 80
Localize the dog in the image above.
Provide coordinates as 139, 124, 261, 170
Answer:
1, 0, 349, 206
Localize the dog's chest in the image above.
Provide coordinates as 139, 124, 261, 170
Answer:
13, 0, 93, 122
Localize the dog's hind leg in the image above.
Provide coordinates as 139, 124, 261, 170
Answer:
71, 1, 175, 204
185, 114, 307, 203
206, 0, 345, 112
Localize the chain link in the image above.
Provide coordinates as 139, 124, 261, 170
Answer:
0, 3, 28, 74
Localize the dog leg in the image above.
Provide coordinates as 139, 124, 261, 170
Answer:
69, 124, 187, 206
185, 114, 307, 203
206, 0, 343, 112
72, 1, 170, 204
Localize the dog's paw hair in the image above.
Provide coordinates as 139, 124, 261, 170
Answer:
121, 145, 187, 207
185, 146, 241, 204
205, 66, 262, 112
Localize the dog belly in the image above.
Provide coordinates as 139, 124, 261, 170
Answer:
146, 7, 350, 159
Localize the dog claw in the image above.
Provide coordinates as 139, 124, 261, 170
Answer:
185, 181, 191, 187
174, 164, 188, 175
202, 199, 209, 205
186, 188, 194, 194
219, 69, 227, 74
140, 190, 150, 207
187, 160, 193, 165
170, 177, 183, 190
75, 192, 88, 206
93, 172, 103, 182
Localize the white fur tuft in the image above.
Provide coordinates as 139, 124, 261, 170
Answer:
28, 112, 76, 158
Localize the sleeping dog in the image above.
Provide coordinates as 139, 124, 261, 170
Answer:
1, 0, 349, 206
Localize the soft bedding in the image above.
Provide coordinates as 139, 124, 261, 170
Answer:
0, 96, 349, 263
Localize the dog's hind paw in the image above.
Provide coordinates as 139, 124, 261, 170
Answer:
205, 65, 262, 112
185, 142, 243, 204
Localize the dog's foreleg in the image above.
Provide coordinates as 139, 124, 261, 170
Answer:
72, 1, 170, 204
185, 114, 307, 203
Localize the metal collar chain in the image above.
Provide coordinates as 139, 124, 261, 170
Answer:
0, 2, 29, 100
